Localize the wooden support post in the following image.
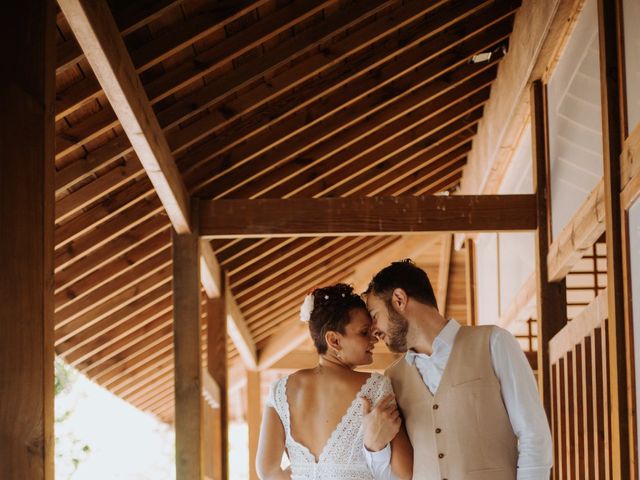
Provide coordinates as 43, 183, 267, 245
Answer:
0, 2, 55, 479
464, 238, 477, 326
247, 370, 262, 480
597, 0, 630, 476
208, 295, 229, 479
531, 80, 567, 418
172, 222, 202, 480
437, 234, 453, 317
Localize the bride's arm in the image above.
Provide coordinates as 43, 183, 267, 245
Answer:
389, 423, 413, 480
256, 406, 290, 480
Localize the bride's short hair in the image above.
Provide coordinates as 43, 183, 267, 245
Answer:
306, 284, 367, 354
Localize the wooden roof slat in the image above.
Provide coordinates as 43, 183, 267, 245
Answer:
393, 157, 469, 196
193, 24, 511, 199
55, 226, 169, 306
56, 105, 119, 160
106, 345, 175, 393
330, 116, 481, 198
77, 314, 173, 372
97, 335, 174, 388
55, 194, 163, 269
54, 214, 167, 282
55, 134, 133, 195
249, 238, 398, 341
236, 237, 357, 311
55, 175, 159, 250
222, 237, 299, 275
183, 0, 514, 195
167, 0, 454, 155
58, 0, 192, 234
154, 0, 397, 131
253, 68, 496, 200
55, 0, 183, 73
116, 357, 174, 400
57, 292, 172, 360
146, 0, 338, 104
242, 237, 391, 331
230, 237, 334, 292
56, 0, 266, 119
54, 267, 171, 344
55, 157, 143, 223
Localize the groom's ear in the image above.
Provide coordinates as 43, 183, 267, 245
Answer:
391, 288, 408, 312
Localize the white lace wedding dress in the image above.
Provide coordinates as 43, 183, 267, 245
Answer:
266, 372, 393, 480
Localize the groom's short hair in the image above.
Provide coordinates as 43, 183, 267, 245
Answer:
366, 259, 438, 309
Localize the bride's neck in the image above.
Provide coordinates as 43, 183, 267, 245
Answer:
317, 354, 354, 372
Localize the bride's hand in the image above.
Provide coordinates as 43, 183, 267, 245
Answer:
361, 393, 401, 452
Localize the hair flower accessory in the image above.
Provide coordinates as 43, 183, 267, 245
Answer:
300, 293, 315, 323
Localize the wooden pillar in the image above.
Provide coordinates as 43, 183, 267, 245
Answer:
464, 238, 477, 326
597, 0, 630, 476
208, 294, 229, 479
0, 2, 55, 479
173, 224, 203, 480
530, 80, 568, 417
247, 369, 262, 480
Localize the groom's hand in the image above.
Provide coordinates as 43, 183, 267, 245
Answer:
361, 393, 401, 452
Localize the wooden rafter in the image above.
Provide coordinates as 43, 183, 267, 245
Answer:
57, 0, 191, 233
199, 195, 537, 238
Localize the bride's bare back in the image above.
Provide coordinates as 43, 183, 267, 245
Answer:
286, 368, 372, 461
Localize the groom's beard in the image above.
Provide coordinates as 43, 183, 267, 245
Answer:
385, 305, 409, 353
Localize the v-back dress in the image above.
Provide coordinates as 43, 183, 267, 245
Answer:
265, 372, 393, 480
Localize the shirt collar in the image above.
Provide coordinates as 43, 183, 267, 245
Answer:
404, 319, 461, 365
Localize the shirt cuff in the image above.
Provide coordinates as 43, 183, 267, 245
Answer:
516, 466, 552, 480
362, 443, 391, 465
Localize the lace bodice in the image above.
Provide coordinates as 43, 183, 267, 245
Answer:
266, 372, 393, 480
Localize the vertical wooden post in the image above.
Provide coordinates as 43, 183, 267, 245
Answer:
173, 214, 203, 480
0, 2, 55, 479
531, 80, 568, 417
247, 370, 262, 480
208, 293, 229, 479
597, 0, 631, 476
464, 238, 477, 326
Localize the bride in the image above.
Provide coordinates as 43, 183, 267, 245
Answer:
256, 284, 413, 479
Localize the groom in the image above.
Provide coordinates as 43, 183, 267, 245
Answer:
361, 259, 552, 479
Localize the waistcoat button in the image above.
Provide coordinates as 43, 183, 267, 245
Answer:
435, 428, 442, 434
438, 453, 445, 459
433, 404, 439, 410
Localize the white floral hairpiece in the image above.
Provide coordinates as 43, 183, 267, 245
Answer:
300, 294, 315, 323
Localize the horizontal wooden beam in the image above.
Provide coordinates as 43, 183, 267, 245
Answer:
547, 180, 605, 282
199, 195, 537, 238
549, 289, 608, 364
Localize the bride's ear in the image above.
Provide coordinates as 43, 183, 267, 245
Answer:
325, 330, 341, 352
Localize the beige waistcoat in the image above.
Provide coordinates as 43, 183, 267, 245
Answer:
387, 325, 517, 480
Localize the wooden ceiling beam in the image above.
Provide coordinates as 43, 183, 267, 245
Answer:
155, 0, 398, 132
55, 247, 171, 324
169, 0, 469, 156
55, 230, 169, 307
56, 1, 264, 118
55, 0, 183, 73
57, 293, 172, 360
190, 10, 516, 197
249, 238, 398, 340
55, 271, 171, 343
226, 66, 496, 200
57, 0, 191, 233
237, 237, 360, 312
199, 195, 537, 239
